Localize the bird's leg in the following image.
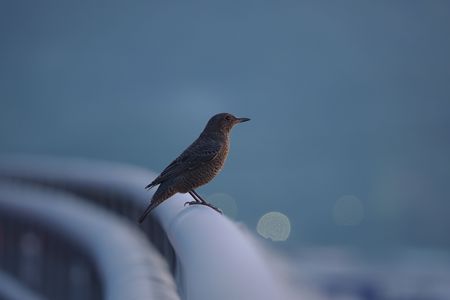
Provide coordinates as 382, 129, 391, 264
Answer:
184, 190, 222, 214
191, 189, 207, 204
188, 189, 222, 214
185, 191, 202, 206
189, 190, 203, 202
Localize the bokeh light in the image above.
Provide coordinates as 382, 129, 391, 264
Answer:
333, 195, 364, 226
257, 211, 291, 241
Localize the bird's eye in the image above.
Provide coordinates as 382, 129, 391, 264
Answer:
225, 116, 231, 121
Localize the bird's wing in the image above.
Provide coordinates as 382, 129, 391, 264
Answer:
145, 141, 221, 189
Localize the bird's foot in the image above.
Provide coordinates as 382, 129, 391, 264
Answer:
184, 201, 223, 214
204, 203, 223, 214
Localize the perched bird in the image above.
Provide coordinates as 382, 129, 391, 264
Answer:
138, 113, 250, 223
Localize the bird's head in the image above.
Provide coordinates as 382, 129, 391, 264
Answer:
202, 113, 250, 136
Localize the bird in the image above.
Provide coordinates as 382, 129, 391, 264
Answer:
138, 113, 250, 223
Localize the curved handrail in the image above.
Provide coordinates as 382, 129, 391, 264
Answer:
0, 155, 294, 299
0, 181, 179, 300
157, 195, 286, 299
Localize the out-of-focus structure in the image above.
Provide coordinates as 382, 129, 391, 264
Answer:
0, 156, 300, 300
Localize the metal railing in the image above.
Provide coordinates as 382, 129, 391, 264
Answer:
0, 155, 294, 300
0, 181, 178, 300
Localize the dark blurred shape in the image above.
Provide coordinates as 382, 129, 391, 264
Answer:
0, 271, 45, 300
291, 247, 450, 300
0, 179, 178, 300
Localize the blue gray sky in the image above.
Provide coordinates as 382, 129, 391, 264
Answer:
1, 1, 450, 251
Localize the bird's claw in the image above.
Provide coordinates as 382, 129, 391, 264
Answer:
200, 202, 223, 214
184, 201, 223, 214
210, 205, 223, 214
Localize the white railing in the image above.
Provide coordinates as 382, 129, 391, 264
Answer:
0, 155, 295, 300
0, 180, 178, 300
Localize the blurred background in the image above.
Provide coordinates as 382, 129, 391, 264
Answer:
1, 0, 450, 298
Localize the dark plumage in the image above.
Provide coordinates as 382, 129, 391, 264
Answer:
138, 113, 250, 223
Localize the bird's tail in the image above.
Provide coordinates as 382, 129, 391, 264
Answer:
138, 201, 159, 224
145, 182, 155, 190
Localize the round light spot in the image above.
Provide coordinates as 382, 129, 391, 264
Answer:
333, 195, 364, 226
257, 211, 291, 241
208, 193, 238, 218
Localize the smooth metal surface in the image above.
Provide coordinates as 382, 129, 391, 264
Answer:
157, 196, 287, 299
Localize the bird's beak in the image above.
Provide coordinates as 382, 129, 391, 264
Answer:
237, 117, 250, 123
